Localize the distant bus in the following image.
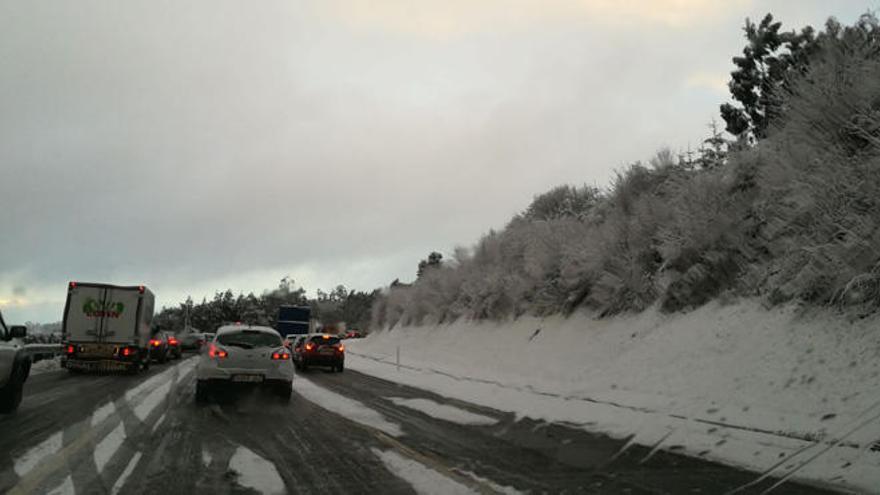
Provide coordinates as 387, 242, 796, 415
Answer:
276, 305, 312, 338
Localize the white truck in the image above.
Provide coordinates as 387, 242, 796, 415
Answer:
61, 282, 155, 373
0, 310, 31, 413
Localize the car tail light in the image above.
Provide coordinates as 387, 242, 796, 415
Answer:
168, 338, 178, 345
150, 339, 161, 347
208, 344, 228, 359
304, 342, 315, 352
66, 344, 75, 355
271, 351, 290, 360
337, 344, 344, 352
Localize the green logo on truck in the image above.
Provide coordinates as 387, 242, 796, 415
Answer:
83, 298, 125, 318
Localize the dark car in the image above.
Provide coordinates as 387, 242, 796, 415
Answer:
180, 332, 208, 351
292, 334, 344, 372
148, 332, 171, 363
167, 333, 182, 359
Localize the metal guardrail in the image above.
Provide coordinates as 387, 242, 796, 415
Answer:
21, 344, 64, 362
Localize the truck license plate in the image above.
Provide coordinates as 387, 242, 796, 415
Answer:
232, 375, 263, 383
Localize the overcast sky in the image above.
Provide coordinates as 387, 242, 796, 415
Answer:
0, 0, 873, 323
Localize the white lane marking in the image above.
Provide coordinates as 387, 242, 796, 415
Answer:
91, 401, 117, 427
124, 366, 175, 403
372, 448, 477, 495
45, 475, 75, 495
133, 380, 171, 422
150, 412, 167, 434
14, 431, 63, 477
110, 451, 142, 495
388, 397, 497, 426
201, 448, 213, 467
296, 377, 403, 437
228, 446, 286, 495
94, 423, 126, 473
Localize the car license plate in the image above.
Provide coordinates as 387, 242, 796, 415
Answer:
232, 375, 263, 383
320, 348, 335, 355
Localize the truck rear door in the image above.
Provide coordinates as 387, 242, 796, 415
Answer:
100, 288, 142, 344
64, 285, 106, 342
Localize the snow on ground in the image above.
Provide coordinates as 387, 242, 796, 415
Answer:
387, 397, 497, 426
45, 475, 74, 495
371, 448, 476, 495
91, 401, 116, 427
29, 356, 61, 375
133, 380, 171, 422
456, 470, 522, 495
111, 452, 142, 495
228, 446, 286, 495
13, 431, 62, 477
347, 300, 880, 492
94, 423, 126, 473
295, 377, 403, 437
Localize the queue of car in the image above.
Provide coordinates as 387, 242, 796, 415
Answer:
2, 281, 362, 413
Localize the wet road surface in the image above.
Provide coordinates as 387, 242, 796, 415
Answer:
0, 356, 840, 494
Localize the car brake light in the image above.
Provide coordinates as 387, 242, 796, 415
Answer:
208, 345, 228, 359
304, 343, 315, 351
271, 351, 290, 360
338, 344, 344, 352
150, 339, 161, 346
168, 338, 178, 345
66, 345, 75, 355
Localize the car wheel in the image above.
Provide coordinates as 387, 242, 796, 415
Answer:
158, 352, 167, 364
336, 361, 344, 373
196, 380, 209, 404
0, 365, 25, 413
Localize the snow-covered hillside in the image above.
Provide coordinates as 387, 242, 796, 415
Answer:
347, 300, 880, 493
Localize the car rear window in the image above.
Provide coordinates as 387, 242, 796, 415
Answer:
309, 336, 341, 345
218, 330, 281, 349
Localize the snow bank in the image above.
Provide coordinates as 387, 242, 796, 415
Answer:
347, 300, 880, 492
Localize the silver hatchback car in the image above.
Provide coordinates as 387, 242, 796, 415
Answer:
196, 325, 294, 403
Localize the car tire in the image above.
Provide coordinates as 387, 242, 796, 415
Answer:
336, 361, 344, 373
158, 352, 167, 364
0, 365, 25, 413
196, 380, 209, 404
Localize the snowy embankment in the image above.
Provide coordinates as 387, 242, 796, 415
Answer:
346, 300, 880, 493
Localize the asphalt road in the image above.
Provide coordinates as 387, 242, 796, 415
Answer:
0, 356, 840, 495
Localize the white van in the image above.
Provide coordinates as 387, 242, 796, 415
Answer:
61, 282, 155, 373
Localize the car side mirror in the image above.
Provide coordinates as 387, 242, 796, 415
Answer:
10, 326, 27, 339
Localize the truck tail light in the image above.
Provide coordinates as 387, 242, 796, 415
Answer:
66, 345, 75, 355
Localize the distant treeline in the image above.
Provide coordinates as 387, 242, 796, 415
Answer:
153, 278, 377, 333
371, 13, 880, 327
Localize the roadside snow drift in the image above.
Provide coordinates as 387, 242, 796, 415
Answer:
346, 300, 880, 493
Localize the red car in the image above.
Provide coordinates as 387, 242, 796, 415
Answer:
291, 334, 344, 372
